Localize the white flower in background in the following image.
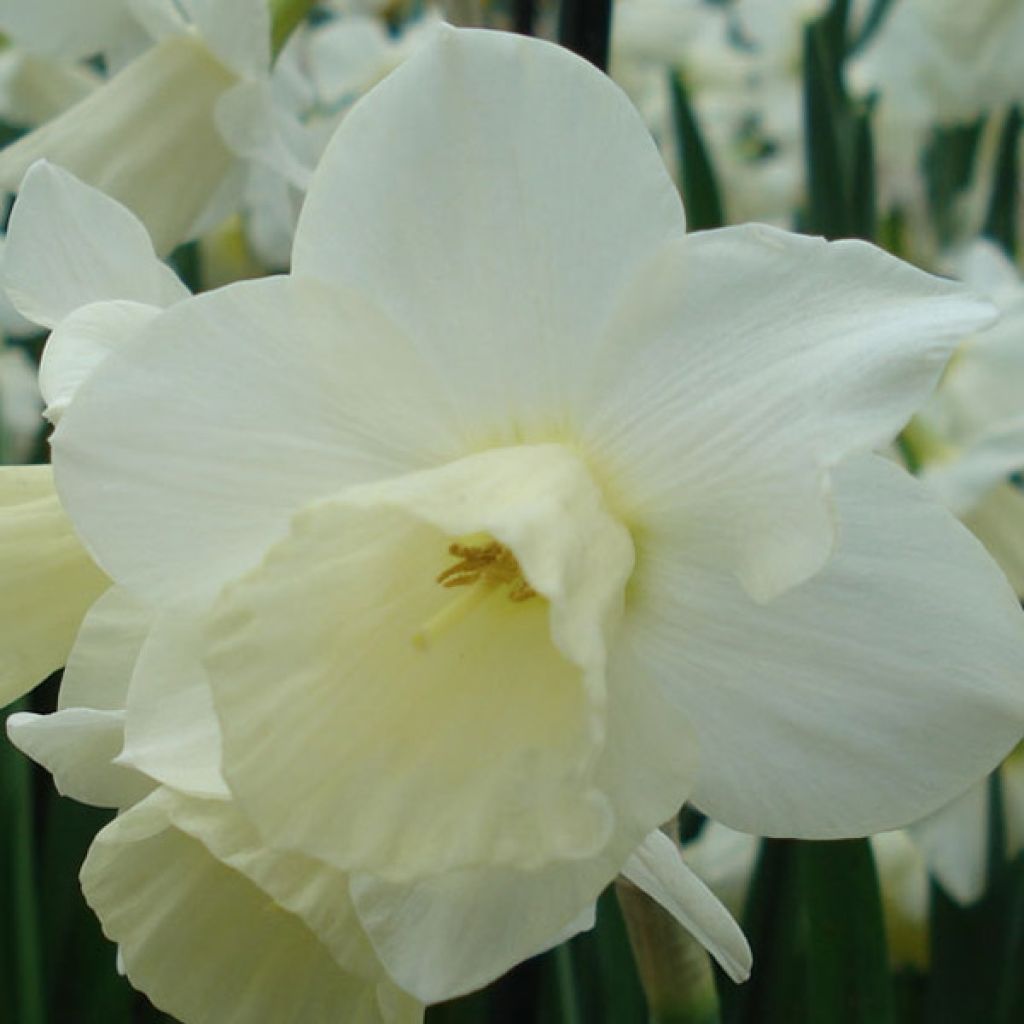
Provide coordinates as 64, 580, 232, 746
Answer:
908, 239, 1024, 596
610, 0, 821, 226
5, 24, 1024, 1012
909, 747, 1024, 908
852, 0, 1024, 126
0, 0, 275, 254
237, 7, 444, 268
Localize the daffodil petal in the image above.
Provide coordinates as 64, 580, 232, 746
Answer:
53, 275, 462, 603
118, 610, 228, 798
622, 829, 752, 983
6, 585, 155, 808
58, 585, 153, 710
3, 163, 187, 327
627, 455, 1024, 838
0, 465, 108, 707
6, 708, 153, 808
581, 225, 997, 600
82, 789, 422, 1024
350, 851, 615, 1003
206, 445, 632, 881
922, 418, 1024, 515
907, 779, 988, 905
39, 300, 163, 423
963, 483, 1024, 597
0, 37, 237, 255
293, 27, 685, 442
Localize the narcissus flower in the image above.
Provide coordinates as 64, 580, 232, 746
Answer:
6, 24, 1024, 1012
0, 0, 274, 254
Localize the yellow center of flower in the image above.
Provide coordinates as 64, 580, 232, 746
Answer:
413, 538, 537, 650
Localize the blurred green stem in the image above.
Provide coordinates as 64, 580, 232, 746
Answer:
6, 697, 45, 1024
616, 877, 719, 1024
554, 942, 583, 1024
269, 0, 317, 56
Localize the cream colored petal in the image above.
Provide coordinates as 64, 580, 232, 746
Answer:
921, 419, 1024, 516
622, 829, 751, 983
0, 37, 238, 255
0, 466, 108, 707
581, 225, 997, 601
6, 585, 155, 808
118, 609, 228, 798
207, 445, 633, 881
351, 832, 632, 1003
6, 708, 153, 808
293, 27, 685, 442
908, 780, 988, 905
3, 162, 187, 329
53, 276, 461, 605
962, 483, 1024, 597
627, 455, 1024, 838
58, 585, 153, 710
39, 300, 163, 423
82, 790, 423, 1024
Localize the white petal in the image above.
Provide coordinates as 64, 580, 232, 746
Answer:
7, 585, 158, 808
53, 275, 461, 604
59, 586, 153, 711
206, 445, 633, 880
0, 37, 238, 255
118, 610, 228, 798
185, 0, 270, 79
0, 0, 136, 61
626, 455, 1024, 838
922, 419, 1024, 515
82, 790, 422, 1024
40, 300, 163, 423
908, 780, 988, 905
622, 829, 751, 983
0, 466, 108, 707
293, 27, 685, 440
351, 850, 615, 1003
963, 483, 1024, 597
6, 709, 153, 808
3, 162, 187, 328
579, 225, 997, 601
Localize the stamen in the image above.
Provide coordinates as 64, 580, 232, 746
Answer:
413, 539, 538, 650
435, 541, 537, 599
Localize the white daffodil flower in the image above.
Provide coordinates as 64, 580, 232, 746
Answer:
908, 748, 1024, 908
0, 0, 274, 254
6, 25, 1024, 1009
909, 239, 1024, 595
852, 0, 1024, 126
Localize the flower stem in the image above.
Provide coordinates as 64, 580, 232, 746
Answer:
270, 0, 317, 57
557, 0, 613, 71
2, 698, 45, 1024
615, 877, 720, 1024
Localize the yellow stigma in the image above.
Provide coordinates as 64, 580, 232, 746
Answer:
413, 538, 537, 650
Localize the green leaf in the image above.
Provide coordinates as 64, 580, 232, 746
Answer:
556, 0, 613, 71
726, 840, 807, 1024
983, 106, 1022, 258
669, 73, 725, 231
798, 840, 895, 1024
571, 889, 647, 1024
0, 699, 46, 1024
